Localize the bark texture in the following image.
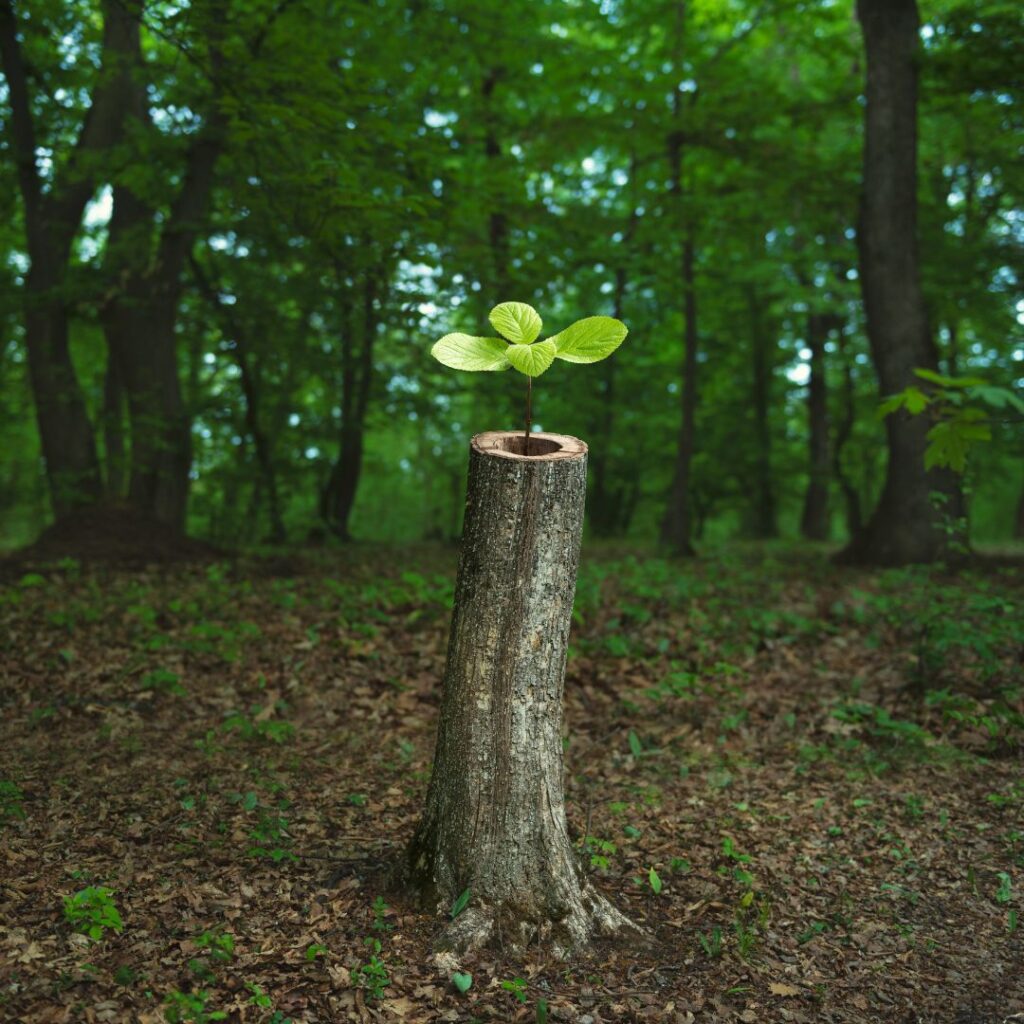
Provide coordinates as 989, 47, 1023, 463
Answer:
842, 0, 961, 565
406, 432, 637, 956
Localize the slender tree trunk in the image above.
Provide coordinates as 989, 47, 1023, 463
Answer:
660, 9, 699, 556
1015, 483, 1024, 541
406, 431, 638, 955
321, 271, 379, 540
661, 234, 699, 555
749, 292, 777, 539
842, 0, 961, 565
800, 312, 832, 540
833, 326, 863, 540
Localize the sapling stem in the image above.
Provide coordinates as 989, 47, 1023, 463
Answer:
525, 376, 532, 456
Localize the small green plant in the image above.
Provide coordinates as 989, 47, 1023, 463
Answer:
305, 942, 328, 961
163, 989, 226, 1023
352, 938, 389, 1000
996, 871, 1012, 904
247, 809, 296, 862
501, 977, 528, 1004
733, 917, 757, 959
142, 668, 186, 696
189, 929, 234, 980
698, 925, 723, 958
450, 888, 471, 919
431, 302, 628, 452
582, 836, 616, 870
370, 895, 392, 932
247, 982, 272, 1009
0, 780, 26, 827
648, 866, 663, 894
63, 886, 124, 941
451, 971, 473, 994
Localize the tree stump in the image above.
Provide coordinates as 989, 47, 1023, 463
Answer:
405, 431, 639, 955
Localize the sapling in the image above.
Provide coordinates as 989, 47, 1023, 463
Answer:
431, 301, 628, 454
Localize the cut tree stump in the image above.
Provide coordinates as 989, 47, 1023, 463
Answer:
405, 430, 640, 955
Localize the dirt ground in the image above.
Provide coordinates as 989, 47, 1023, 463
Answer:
1, 543, 1022, 1023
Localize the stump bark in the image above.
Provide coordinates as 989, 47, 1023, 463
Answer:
405, 431, 638, 956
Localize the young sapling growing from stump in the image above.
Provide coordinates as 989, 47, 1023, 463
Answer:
431, 302, 628, 454
406, 302, 642, 956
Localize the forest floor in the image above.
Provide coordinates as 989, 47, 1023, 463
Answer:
1, 541, 1022, 1024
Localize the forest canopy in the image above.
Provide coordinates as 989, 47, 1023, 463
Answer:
0, 0, 1021, 555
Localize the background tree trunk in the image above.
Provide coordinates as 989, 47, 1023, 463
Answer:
660, 233, 699, 555
406, 431, 637, 955
800, 311, 833, 540
749, 291, 777, 539
321, 271, 379, 540
842, 0, 960, 565
0, 0, 138, 518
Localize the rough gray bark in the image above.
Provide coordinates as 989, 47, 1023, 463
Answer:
841, 0, 961, 564
406, 431, 638, 956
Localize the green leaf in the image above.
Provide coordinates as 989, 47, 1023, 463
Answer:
506, 340, 556, 377
489, 302, 542, 344
903, 387, 929, 415
550, 316, 628, 364
649, 866, 662, 894
451, 972, 473, 993
431, 334, 510, 372
628, 730, 643, 757
450, 888, 471, 919
969, 385, 1024, 413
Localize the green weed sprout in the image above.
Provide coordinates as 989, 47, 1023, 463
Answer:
431, 301, 628, 454
63, 886, 124, 941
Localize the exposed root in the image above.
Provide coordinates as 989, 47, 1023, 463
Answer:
434, 882, 647, 959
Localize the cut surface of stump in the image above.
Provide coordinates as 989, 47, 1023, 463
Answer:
405, 431, 640, 956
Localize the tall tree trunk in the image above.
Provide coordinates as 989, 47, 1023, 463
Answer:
102, 350, 127, 499
321, 272, 379, 540
661, 235, 699, 555
406, 431, 638, 955
842, 0, 961, 565
833, 325, 863, 540
0, 0, 137, 517
800, 312, 832, 541
660, 7, 699, 556
1015, 483, 1024, 541
749, 291, 777, 539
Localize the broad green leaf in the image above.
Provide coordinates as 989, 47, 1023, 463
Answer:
914, 368, 986, 389
450, 888, 471, 919
431, 334, 510, 372
489, 302, 542, 344
649, 866, 662, 894
903, 387, 929, 415
550, 316, 628, 364
969, 385, 1024, 413
451, 972, 473, 993
506, 340, 556, 377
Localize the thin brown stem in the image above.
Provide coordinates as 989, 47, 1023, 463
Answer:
524, 376, 532, 455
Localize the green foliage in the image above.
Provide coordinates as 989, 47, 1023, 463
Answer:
163, 989, 227, 1024
450, 888, 471, 920
501, 977, 528, 1004
352, 938, 390, 1001
431, 303, 628, 379
451, 971, 473, 994
879, 369, 1022, 472
0, 780, 26, 827
62, 887, 124, 942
